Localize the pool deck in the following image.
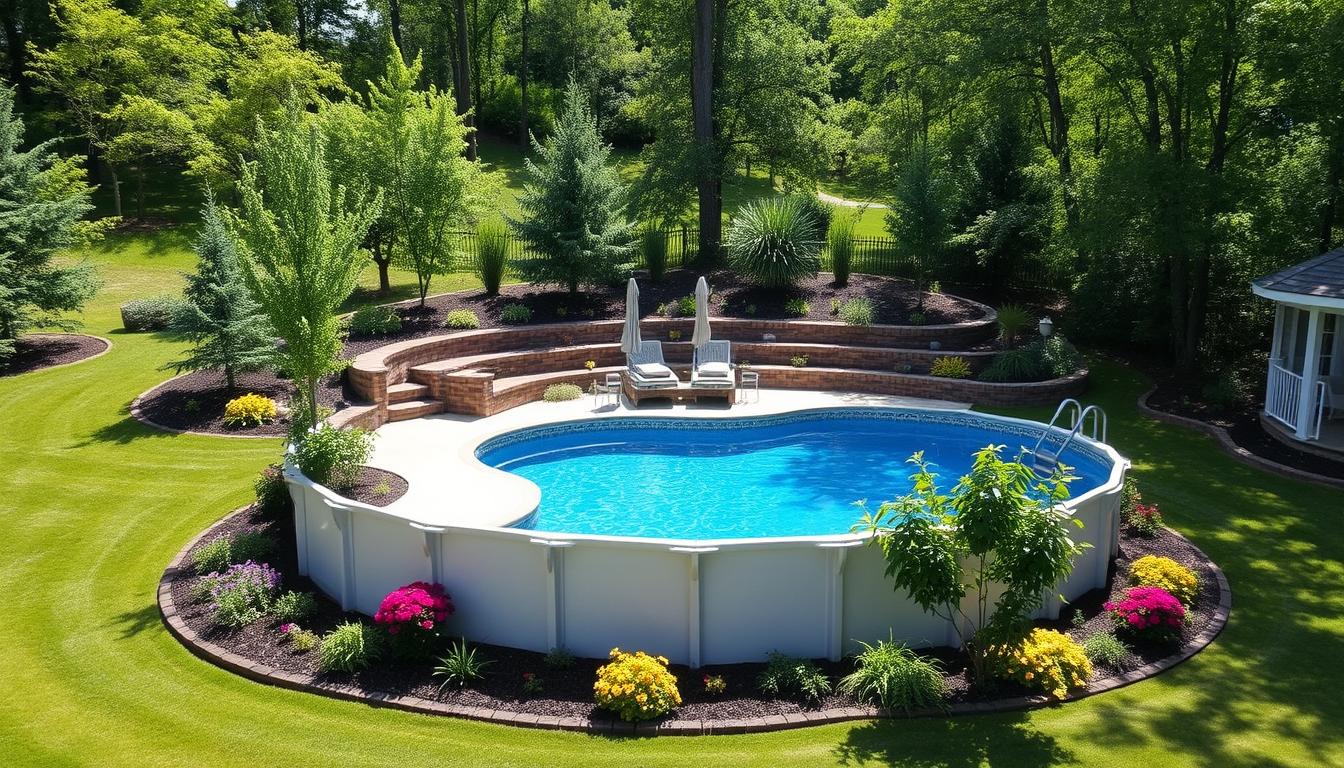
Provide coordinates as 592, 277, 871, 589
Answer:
366, 389, 970, 529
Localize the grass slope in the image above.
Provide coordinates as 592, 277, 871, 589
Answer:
1, 234, 1342, 766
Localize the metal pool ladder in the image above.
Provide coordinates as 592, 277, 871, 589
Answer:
1027, 398, 1108, 476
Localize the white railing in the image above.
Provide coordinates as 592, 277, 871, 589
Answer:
1265, 362, 1327, 440
1266, 362, 1302, 431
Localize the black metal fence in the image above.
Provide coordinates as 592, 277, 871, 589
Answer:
444, 225, 1068, 291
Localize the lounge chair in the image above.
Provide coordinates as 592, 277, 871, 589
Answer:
626, 340, 680, 389
691, 340, 734, 389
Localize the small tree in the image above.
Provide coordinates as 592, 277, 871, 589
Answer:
229, 108, 381, 432
165, 200, 276, 391
364, 41, 481, 307
857, 446, 1085, 686
0, 86, 102, 367
887, 147, 952, 307
510, 77, 634, 294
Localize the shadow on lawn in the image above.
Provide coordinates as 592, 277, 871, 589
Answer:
111, 603, 162, 639
833, 714, 1076, 767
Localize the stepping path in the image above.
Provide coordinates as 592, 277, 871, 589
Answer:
817, 190, 887, 209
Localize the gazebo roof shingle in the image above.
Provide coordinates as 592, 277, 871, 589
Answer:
1254, 247, 1344, 300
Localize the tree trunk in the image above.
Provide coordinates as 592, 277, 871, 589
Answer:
136, 166, 146, 219
225, 364, 237, 393
471, 0, 483, 115
519, 0, 530, 148
389, 0, 404, 52
691, 0, 720, 265
108, 161, 123, 218
1039, 40, 1079, 234
296, 3, 308, 51
371, 236, 393, 294
453, 0, 479, 161
2, 10, 25, 102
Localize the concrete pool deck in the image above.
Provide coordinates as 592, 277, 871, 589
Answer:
366, 389, 971, 529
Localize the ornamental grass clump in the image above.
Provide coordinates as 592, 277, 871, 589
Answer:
373, 581, 454, 658
1129, 555, 1199, 605
594, 648, 681, 721
1106, 586, 1185, 641
726, 197, 823, 289
205, 561, 281, 628
476, 221, 510, 296
991, 628, 1092, 699
1082, 631, 1129, 667
837, 638, 946, 713
840, 297, 875, 326
756, 652, 831, 704
930, 356, 972, 379
319, 621, 383, 674
222, 393, 278, 427
433, 639, 493, 690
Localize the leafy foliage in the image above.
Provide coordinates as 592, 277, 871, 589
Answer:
990, 628, 1092, 699
641, 228, 668, 282
756, 652, 831, 704
165, 201, 276, 389
191, 531, 275, 576
837, 638, 946, 713
886, 146, 952, 299
542, 383, 583, 402
857, 447, 1084, 686
222, 393, 278, 428
726, 197, 823, 289
1129, 556, 1199, 606
995, 304, 1031, 347
120, 296, 183, 332
433, 639, 493, 691
930, 356, 971, 379
840, 298, 875, 326
293, 424, 374, 490
1082, 632, 1129, 667
476, 221, 510, 296
271, 591, 318, 625
319, 621, 383, 674
204, 561, 280, 628
594, 648, 680, 721
347, 305, 402, 337
785, 298, 811, 317
510, 77, 635, 294
444, 310, 481, 330
500, 304, 533, 324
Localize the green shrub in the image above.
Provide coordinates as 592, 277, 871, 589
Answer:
837, 638, 946, 713
1082, 631, 1129, 667
909, 311, 926, 326
1201, 372, 1247, 412
642, 227, 668, 282
978, 348, 1046, 383
191, 531, 275, 575
544, 646, 576, 670
830, 298, 841, 315
348, 305, 402, 336
121, 296, 184, 332
726, 197, 823, 288
828, 212, 856, 286
996, 304, 1031, 347
930, 356, 972, 379
543, 383, 583, 402
272, 590, 318, 624
476, 221, 509, 296
191, 537, 232, 576
1037, 334, 1083, 378
433, 639, 493, 690
294, 424, 374, 490
208, 562, 280, 628
254, 464, 291, 518
757, 652, 831, 703
319, 621, 383, 673
677, 294, 697, 317
501, 303, 532, 324
790, 354, 808, 367
840, 298, 875, 326
289, 627, 320, 652
222, 393, 278, 427
785, 298, 811, 317
444, 309, 480, 329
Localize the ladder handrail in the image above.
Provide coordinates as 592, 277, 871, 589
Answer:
1030, 398, 1082, 457
1028, 400, 1108, 475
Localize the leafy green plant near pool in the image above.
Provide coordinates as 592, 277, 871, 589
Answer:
434, 639, 493, 690
293, 424, 374, 490
837, 638, 946, 712
857, 447, 1083, 688
191, 530, 275, 575
756, 652, 831, 703
319, 621, 384, 673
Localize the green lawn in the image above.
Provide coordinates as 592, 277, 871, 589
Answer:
2, 232, 1342, 766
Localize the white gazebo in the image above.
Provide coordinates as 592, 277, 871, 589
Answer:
1252, 249, 1344, 452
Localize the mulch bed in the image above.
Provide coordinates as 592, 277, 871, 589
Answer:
167, 509, 1220, 723
1145, 374, 1344, 481
1, 334, 108, 377
137, 271, 990, 436
343, 467, 408, 507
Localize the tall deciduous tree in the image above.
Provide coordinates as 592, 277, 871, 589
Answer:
229, 108, 381, 432
887, 145, 952, 302
166, 199, 276, 391
0, 87, 102, 367
509, 77, 634, 294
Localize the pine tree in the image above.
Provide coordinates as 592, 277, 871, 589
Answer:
165, 200, 276, 391
230, 107, 382, 432
0, 86, 101, 367
509, 77, 634, 295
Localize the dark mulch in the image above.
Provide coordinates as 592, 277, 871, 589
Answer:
139, 271, 990, 436
1, 334, 108, 377
169, 513, 1221, 722
1145, 374, 1344, 481
342, 467, 408, 507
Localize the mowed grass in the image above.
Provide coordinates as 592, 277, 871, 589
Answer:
2, 229, 1343, 766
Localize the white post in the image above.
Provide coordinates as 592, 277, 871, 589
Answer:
1267, 304, 1286, 399
1296, 308, 1324, 439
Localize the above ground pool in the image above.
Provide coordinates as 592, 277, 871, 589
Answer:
476, 408, 1116, 540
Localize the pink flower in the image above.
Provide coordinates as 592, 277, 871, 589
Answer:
420, 620, 434, 630
279, 623, 295, 634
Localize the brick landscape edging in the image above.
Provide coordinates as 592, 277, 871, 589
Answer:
159, 508, 1231, 735
1137, 386, 1344, 491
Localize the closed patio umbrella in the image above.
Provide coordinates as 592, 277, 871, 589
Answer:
692, 276, 712, 348
620, 278, 642, 354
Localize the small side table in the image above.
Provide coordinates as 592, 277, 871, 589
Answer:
594, 372, 621, 407
738, 369, 760, 404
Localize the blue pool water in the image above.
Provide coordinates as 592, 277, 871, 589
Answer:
476, 411, 1113, 540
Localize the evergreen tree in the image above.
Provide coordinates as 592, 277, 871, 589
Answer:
510, 77, 634, 295
165, 200, 277, 391
886, 146, 952, 307
0, 86, 101, 367
229, 107, 382, 432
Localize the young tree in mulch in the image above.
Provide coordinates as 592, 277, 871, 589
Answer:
857, 446, 1084, 686
887, 145, 952, 309
0, 86, 104, 368
164, 199, 276, 391
229, 106, 382, 432
509, 76, 635, 295
364, 39, 483, 308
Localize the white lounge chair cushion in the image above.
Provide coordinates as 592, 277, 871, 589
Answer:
697, 362, 731, 377
633, 362, 674, 379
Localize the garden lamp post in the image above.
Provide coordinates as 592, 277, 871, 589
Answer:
1039, 317, 1054, 338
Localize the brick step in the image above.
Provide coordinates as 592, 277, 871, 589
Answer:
386, 398, 444, 422
387, 382, 431, 403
